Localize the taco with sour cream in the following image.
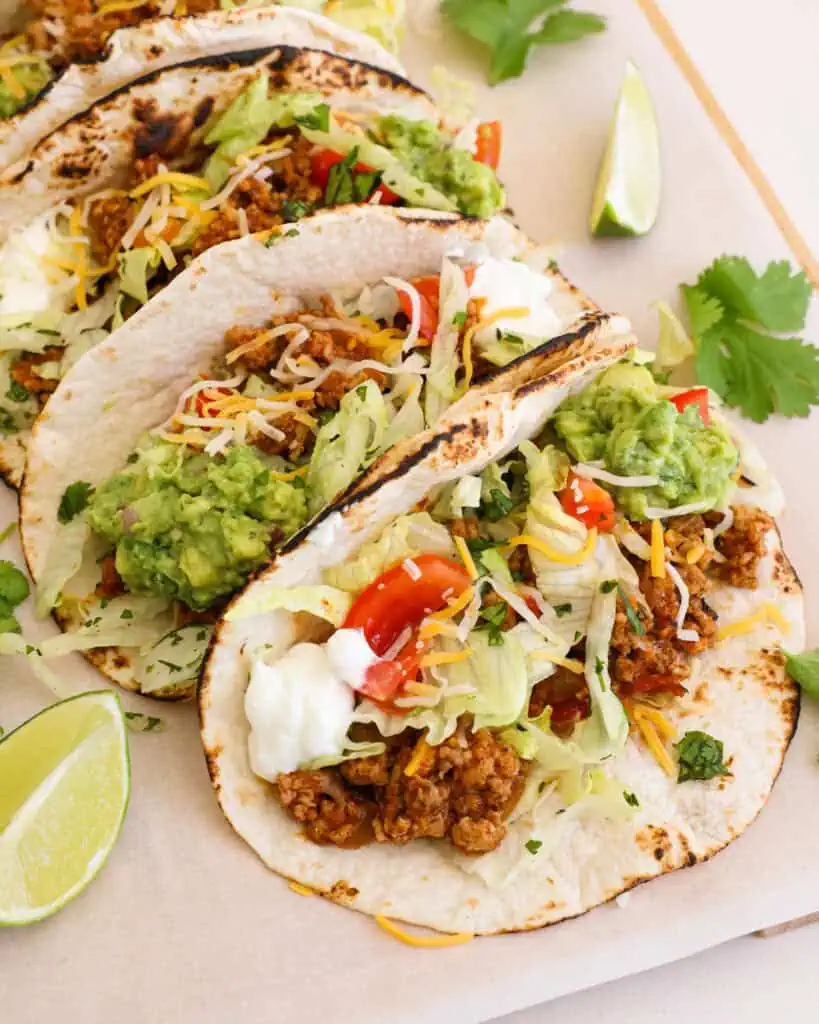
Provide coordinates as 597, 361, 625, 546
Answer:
0, 2, 404, 171
0, 43, 505, 485
198, 323, 803, 936
20, 204, 627, 698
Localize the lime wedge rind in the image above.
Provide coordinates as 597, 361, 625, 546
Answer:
591, 60, 661, 238
0, 690, 130, 927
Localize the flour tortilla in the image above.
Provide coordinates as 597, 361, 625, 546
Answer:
19, 204, 622, 696
0, 44, 434, 241
198, 351, 803, 935
0, 6, 404, 176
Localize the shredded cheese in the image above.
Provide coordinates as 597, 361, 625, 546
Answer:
419, 649, 473, 669
288, 881, 315, 897
460, 307, 530, 392
632, 707, 676, 777
634, 704, 677, 741
269, 465, 309, 482
531, 653, 585, 674
404, 736, 430, 777
129, 172, 210, 199
650, 520, 666, 579
686, 543, 706, 564
95, 0, 149, 13
453, 536, 479, 580
717, 602, 790, 641
418, 619, 459, 640
375, 916, 474, 948
504, 528, 598, 567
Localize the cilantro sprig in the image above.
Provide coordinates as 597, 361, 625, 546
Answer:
440, 0, 606, 86
682, 256, 818, 422
0, 560, 30, 634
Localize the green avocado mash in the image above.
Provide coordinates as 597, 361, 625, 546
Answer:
0, 61, 53, 119
86, 442, 308, 610
377, 115, 503, 219
553, 364, 737, 519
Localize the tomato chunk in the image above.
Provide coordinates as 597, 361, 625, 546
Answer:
397, 275, 440, 341
474, 120, 502, 170
558, 471, 616, 533
343, 554, 472, 700
622, 675, 688, 698
309, 148, 399, 204
191, 384, 233, 419
669, 387, 710, 425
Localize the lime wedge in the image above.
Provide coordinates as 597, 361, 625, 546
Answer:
590, 60, 661, 237
0, 691, 130, 926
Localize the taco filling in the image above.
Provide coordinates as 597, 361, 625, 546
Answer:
231, 361, 782, 858
0, 80, 504, 473
36, 247, 591, 695
0, 0, 404, 119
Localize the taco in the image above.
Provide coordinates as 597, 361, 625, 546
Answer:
20, 204, 627, 699
0, 3, 404, 170
0, 45, 505, 485
198, 337, 803, 936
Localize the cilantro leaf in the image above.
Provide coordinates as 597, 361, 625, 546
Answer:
480, 487, 516, 522
784, 648, 819, 699
675, 730, 729, 783
324, 147, 381, 206
0, 561, 30, 608
682, 255, 818, 422
524, 838, 542, 854
293, 103, 330, 133
441, 0, 606, 86
698, 256, 811, 333
282, 198, 315, 222
623, 790, 639, 808
58, 481, 95, 524
477, 601, 508, 646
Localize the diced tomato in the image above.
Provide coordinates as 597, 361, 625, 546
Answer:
549, 694, 590, 729
558, 471, 616, 533
669, 387, 710, 425
624, 675, 688, 698
463, 265, 477, 288
192, 384, 233, 419
474, 120, 502, 170
397, 275, 440, 341
309, 148, 399, 204
523, 594, 541, 618
343, 554, 472, 701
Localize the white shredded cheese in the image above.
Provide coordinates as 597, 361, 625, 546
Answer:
665, 561, 699, 643
402, 558, 422, 581
383, 276, 421, 352
713, 507, 734, 538
121, 189, 160, 251
200, 149, 291, 211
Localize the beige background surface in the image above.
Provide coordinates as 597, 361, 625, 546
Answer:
1, 1, 818, 1022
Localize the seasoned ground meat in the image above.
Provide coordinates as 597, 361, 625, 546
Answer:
191, 135, 322, 257
662, 514, 716, 571
277, 723, 527, 855
10, 346, 64, 397
450, 516, 481, 540
713, 505, 773, 588
276, 770, 374, 848
86, 196, 134, 264
528, 664, 589, 729
252, 414, 315, 462
95, 554, 125, 599
638, 561, 717, 655
508, 544, 536, 585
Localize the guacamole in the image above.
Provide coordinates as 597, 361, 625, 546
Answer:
86, 442, 308, 610
377, 115, 504, 219
553, 364, 737, 519
0, 61, 52, 119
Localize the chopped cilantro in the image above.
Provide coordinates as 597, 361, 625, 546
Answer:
623, 791, 640, 808
480, 487, 516, 522
57, 481, 94, 524
477, 601, 508, 646
554, 602, 572, 618
452, 310, 468, 328
5, 380, 29, 403
682, 255, 818, 421
0, 522, 15, 544
0, 560, 30, 634
441, 0, 606, 85
324, 147, 381, 206
0, 408, 19, 435
618, 585, 645, 636
294, 103, 330, 133
124, 712, 165, 734
158, 659, 182, 673
282, 198, 315, 222
120, 609, 134, 620
675, 730, 729, 783
599, 579, 617, 594
525, 838, 542, 855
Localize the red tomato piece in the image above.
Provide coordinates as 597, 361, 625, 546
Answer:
549, 694, 590, 729
192, 385, 233, 419
309, 149, 399, 204
343, 554, 472, 700
558, 471, 616, 533
669, 387, 710, 425
625, 675, 688, 697
474, 120, 502, 170
397, 275, 441, 341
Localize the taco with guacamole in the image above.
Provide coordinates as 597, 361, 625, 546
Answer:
0, 43, 505, 485
198, 325, 802, 936
0, 2, 404, 171
20, 204, 627, 698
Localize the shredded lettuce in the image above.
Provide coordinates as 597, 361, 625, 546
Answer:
323, 512, 453, 592
424, 259, 467, 424
35, 519, 90, 617
118, 248, 161, 306
228, 584, 352, 626
203, 78, 323, 191
306, 738, 386, 769
133, 623, 211, 695
380, 376, 425, 452
307, 379, 388, 514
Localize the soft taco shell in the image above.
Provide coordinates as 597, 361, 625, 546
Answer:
19, 204, 619, 694
0, 45, 435, 240
199, 344, 803, 935
0, 6, 404, 175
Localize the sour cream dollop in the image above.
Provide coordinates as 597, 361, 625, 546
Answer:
469, 258, 563, 344
245, 630, 382, 780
